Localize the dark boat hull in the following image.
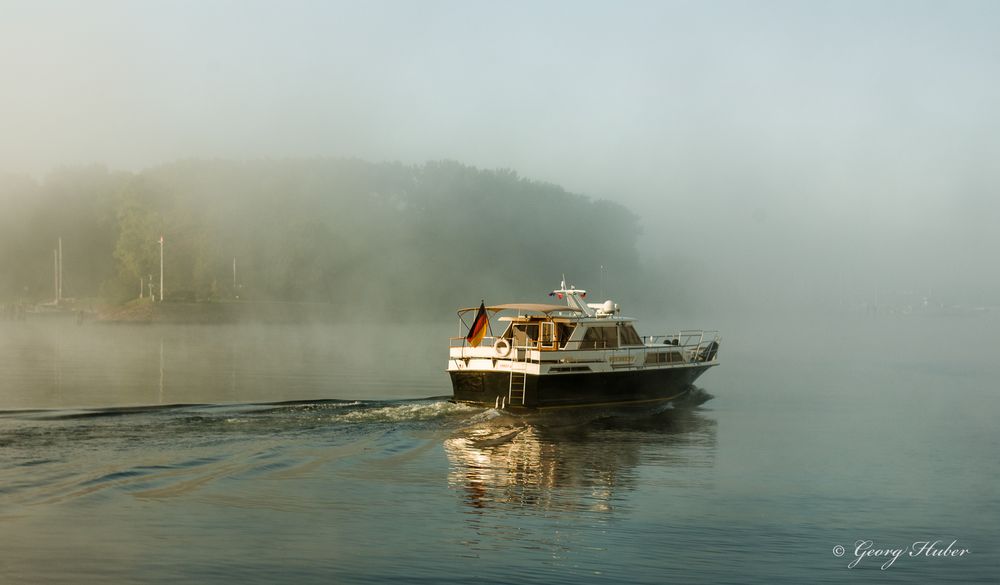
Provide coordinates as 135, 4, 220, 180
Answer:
450, 365, 715, 410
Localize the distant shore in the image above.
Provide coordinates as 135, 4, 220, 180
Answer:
94, 300, 347, 324
0, 299, 349, 325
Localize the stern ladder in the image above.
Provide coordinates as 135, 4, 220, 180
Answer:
508, 347, 527, 407
508, 370, 526, 406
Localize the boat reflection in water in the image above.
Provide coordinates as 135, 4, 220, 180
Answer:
444, 392, 718, 515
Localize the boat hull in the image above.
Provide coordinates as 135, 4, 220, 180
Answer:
449, 364, 715, 410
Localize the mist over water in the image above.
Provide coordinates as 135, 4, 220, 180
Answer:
1, 314, 997, 583
0, 322, 448, 410
3, 1, 1000, 582
4, 2, 1000, 313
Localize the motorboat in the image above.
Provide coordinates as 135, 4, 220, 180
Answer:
447, 279, 720, 410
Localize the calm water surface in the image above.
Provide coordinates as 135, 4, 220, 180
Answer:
1, 315, 997, 583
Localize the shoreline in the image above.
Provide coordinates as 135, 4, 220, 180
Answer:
95, 300, 349, 325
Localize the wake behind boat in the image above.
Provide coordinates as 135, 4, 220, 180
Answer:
448, 279, 720, 410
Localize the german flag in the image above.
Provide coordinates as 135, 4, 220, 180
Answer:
466, 301, 489, 347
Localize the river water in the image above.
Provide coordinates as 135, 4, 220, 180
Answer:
0, 314, 997, 583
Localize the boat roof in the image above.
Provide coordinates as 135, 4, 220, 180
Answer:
458, 303, 584, 315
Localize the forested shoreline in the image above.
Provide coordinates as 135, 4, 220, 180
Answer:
1, 159, 645, 317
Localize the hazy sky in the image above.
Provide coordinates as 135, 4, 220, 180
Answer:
3, 0, 998, 304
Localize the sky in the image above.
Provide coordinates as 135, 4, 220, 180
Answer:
2, 0, 999, 308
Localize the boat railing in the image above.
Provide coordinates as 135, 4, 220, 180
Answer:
448, 337, 551, 365
448, 337, 538, 359
644, 330, 718, 347
642, 330, 721, 363
450, 330, 720, 363
449, 336, 501, 354
449, 335, 499, 347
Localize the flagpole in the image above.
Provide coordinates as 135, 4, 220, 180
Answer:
485, 299, 494, 338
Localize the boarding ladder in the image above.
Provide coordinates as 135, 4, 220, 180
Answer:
508, 346, 528, 407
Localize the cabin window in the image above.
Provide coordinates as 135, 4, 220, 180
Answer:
539, 322, 555, 347
512, 324, 539, 347
619, 324, 642, 346
581, 326, 618, 349
540, 321, 556, 344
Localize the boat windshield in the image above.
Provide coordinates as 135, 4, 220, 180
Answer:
578, 323, 643, 349
581, 326, 619, 349
556, 323, 576, 347
619, 323, 642, 346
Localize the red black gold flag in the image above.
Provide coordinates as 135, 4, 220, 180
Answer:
466, 301, 489, 347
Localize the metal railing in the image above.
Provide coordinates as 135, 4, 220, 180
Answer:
450, 330, 721, 364
642, 330, 721, 363
449, 335, 500, 348
642, 329, 716, 346
448, 336, 550, 362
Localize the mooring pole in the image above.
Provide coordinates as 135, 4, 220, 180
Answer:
58, 237, 63, 302
159, 235, 164, 302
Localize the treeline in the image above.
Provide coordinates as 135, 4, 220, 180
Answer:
0, 159, 642, 317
